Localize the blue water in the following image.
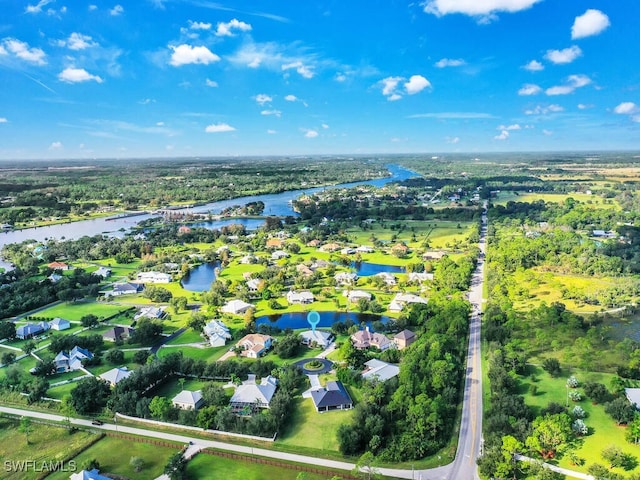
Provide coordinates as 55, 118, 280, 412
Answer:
351, 262, 405, 276
180, 262, 220, 292
190, 218, 265, 231
255, 311, 390, 329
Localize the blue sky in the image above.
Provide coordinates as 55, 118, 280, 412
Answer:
0, 0, 639, 159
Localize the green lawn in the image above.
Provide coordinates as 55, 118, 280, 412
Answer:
157, 344, 229, 362
46, 435, 181, 480
494, 191, 619, 209
165, 328, 206, 345
519, 366, 640, 476
32, 302, 130, 322
186, 452, 339, 480
0, 418, 100, 480
277, 397, 352, 452
148, 376, 214, 400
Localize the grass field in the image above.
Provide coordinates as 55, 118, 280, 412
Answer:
157, 344, 229, 362
148, 376, 214, 400
46, 435, 181, 480
277, 397, 351, 452
186, 452, 339, 480
494, 191, 618, 209
32, 302, 131, 321
0, 418, 99, 480
519, 366, 640, 476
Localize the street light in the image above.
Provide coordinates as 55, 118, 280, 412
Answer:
566, 384, 569, 407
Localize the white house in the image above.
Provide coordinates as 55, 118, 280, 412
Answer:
389, 292, 428, 312
93, 267, 112, 279
99, 366, 133, 387
356, 245, 374, 253
286, 290, 315, 305
246, 278, 262, 293
271, 250, 290, 260
362, 359, 400, 382
134, 306, 166, 321
136, 271, 171, 284
172, 390, 204, 410
48, 318, 71, 331
236, 333, 273, 358
203, 320, 232, 347
230, 375, 278, 411
109, 282, 143, 296
54, 346, 93, 373
408, 272, 434, 283
375, 272, 397, 286
221, 299, 253, 315
344, 289, 372, 303
335, 272, 358, 285
300, 329, 332, 348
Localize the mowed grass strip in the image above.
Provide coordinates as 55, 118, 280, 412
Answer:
34, 302, 130, 321
45, 435, 181, 480
0, 418, 99, 480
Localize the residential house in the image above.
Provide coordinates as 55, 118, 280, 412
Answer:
319, 242, 341, 252
389, 293, 428, 312
48, 261, 70, 271
47, 273, 63, 283
296, 264, 314, 277
134, 306, 166, 321
103, 326, 135, 343
408, 272, 434, 283
309, 381, 353, 412
334, 272, 358, 285
246, 278, 262, 293
393, 329, 417, 350
93, 267, 112, 279
375, 272, 397, 286
356, 245, 374, 253
16, 322, 48, 340
240, 254, 257, 264
70, 469, 112, 480
99, 366, 133, 387
54, 346, 93, 373
203, 320, 232, 347
422, 250, 447, 261
221, 299, 254, 315
362, 359, 400, 382
391, 243, 409, 256
110, 282, 144, 296
311, 259, 330, 270
136, 271, 171, 284
344, 289, 372, 303
266, 238, 284, 249
236, 333, 273, 358
351, 327, 392, 351
341, 247, 356, 255
592, 230, 618, 239
306, 239, 321, 248
286, 290, 315, 305
48, 318, 71, 331
300, 329, 332, 348
271, 250, 289, 260
178, 225, 192, 235
172, 390, 204, 410
230, 375, 278, 411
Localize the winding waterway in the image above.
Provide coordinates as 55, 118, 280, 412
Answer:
0, 164, 418, 270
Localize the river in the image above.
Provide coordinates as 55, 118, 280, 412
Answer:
0, 163, 418, 270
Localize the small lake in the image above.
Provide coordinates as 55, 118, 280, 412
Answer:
255, 311, 390, 329
180, 262, 220, 292
351, 262, 405, 276
191, 218, 265, 231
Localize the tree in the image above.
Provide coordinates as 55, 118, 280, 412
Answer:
202, 383, 227, 407
27, 377, 49, 404
130, 456, 145, 473
149, 396, 173, 420
23, 340, 37, 356
81, 314, 99, 328
525, 413, 572, 459
627, 416, 640, 445
164, 452, 187, 480
354, 451, 382, 480
542, 358, 561, 377
133, 349, 151, 365
70, 377, 111, 414
19, 416, 32, 444
1, 352, 16, 365
604, 397, 637, 425
274, 333, 301, 359
196, 405, 219, 429
0, 321, 16, 340
130, 318, 163, 345
105, 349, 125, 365
583, 382, 610, 404
601, 444, 635, 470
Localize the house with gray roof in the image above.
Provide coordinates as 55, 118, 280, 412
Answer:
310, 381, 353, 412
16, 322, 48, 340
172, 390, 204, 410
48, 318, 71, 331
362, 359, 400, 382
99, 366, 133, 387
230, 375, 278, 411
54, 346, 93, 373
110, 282, 143, 296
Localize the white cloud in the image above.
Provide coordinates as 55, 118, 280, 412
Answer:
254, 94, 272, 105
494, 130, 509, 140
110, 5, 124, 16
523, 60, 544, 72
49, 141, 63, 150
446, 136, 460, 144
0, 117, 7, 123
577, 103, 593, 110
169, 44, 219, 66
2, 38, 47, 65
614, 102, 638, 115
388, 94, 402, 102
261, 109, 281, 117
267, 129, 277, 134
525, 104, 564, 115
572, 9, 610, 39
435, 58, 465, 68
545, 46, 582, 65
285, 94, 298, 102
408, 112, 495, 119
321, 124, 329, 129
304, 129, 318, 138
498, 124, 521, 131
139, 98, 155, 105
156, 121, 165, 126
381, 77, 402, 97
205, 123, 235, 133
64, 33, 98, 50
88, 5, 98, 11
205, 79, 218, 88
216, 19, 252, 37
25, 0, 53, 14
543, 129, 553, 136
282, 61, 314, 79
404, 75, 431, 95
518, 84, 542, 96
335, 73, 347, 82
546, 74, 591, 96
58, 67, 104, 83
424, 0, 542, 21
189, 21, 212, 30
